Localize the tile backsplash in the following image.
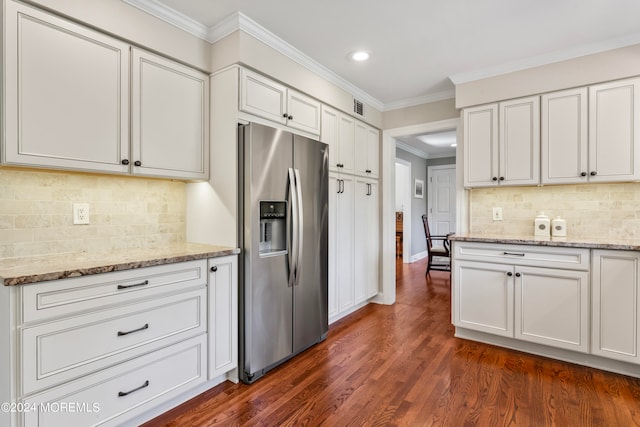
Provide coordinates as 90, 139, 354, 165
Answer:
0, 169, 186, 259
470, 182, 640, 239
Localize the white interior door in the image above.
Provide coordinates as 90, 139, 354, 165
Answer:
428, 165, 456, 248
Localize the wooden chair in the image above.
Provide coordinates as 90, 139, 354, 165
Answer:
421, 214, 452, 275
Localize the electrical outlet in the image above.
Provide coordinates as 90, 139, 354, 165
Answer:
492, 207, 503, 221
73, 203, 90, 225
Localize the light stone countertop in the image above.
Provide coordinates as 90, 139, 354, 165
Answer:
449, 233, 640, 251
0, 243, 240, 286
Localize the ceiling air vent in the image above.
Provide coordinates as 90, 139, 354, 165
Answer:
353, 99, 364, 116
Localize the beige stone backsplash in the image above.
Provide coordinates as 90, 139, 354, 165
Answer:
469, 182, 640, 239
0, 169, 186, 259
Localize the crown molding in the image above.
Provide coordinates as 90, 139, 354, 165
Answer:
396, 141, 429, 159
122, 0, 210, 40
382, 90, 455, 112
122, 0, 384, 110
449, 32, 640, 85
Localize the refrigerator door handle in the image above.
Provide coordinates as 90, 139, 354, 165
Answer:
288, 168, 299, 288
294, 168, 304, 287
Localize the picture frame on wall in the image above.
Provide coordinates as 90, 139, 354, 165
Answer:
414, 179, 424, 198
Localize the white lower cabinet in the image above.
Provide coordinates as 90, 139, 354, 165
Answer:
454, 261, 514, 337
592, 250, 640, 364
515, 266, 589, 352
208, 256, 238, 379
328, 172, 355, 319
10, 256, 238, 427
22, 335, 207, 427
453, 242, 590, 353
328, 173, 379, 323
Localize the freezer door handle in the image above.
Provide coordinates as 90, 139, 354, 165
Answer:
294, 168, 304, 287
288, 168, 299, 288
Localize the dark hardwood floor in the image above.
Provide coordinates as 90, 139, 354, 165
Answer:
143, 259, 640, 426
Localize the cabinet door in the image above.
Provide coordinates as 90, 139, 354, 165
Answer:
463, 104, 499, 187
354, 179, 379, 303
131, 49, 209, 180
328, 173, 355, 321
515, 266, 589, 352
366, 127, 380, 178
589, 78, 640, 182
321, 106, 340, 170
541, 88, 588, 184
454, 260, 513, 337
499, 96, 540, 186
338, 114, 356, 173
239, 69, 287, 125
3, 1, 130, 173
286, 89, 321, 135
208, 256, 238, 379
592, 250, 640, 364
354, 122, 380, 178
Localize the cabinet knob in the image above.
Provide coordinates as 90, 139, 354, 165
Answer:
515, 272, 521, 277
121, 159, 130, 165
210, 266, 218, 272
282, 113, 288, 118
288, 115, 293, 120
580, 172, 587, 177
499, 176, 505, 181
134, 160, 142, 167
366, 169, 371, 174
507, 272, 513, 277
492, 177, 498, 181
590, 171, 597, 176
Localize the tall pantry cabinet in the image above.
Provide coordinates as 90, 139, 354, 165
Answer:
322, 106, 380, 323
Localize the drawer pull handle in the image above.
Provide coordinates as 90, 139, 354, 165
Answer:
503, 252, 525, 257
117, 323, 149, 337
117, 280, 149, 290
118, 380, 150, 397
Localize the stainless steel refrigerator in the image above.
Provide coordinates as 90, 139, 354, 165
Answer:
238, 122, 329, 384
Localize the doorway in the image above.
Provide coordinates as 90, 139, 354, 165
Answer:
378, 118, 464, 306
395, 159, 411, 263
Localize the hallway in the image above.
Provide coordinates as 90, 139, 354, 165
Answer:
145, 260, 640, 426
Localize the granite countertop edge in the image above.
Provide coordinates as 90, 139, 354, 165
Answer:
0, 243, 241, 287
449, 233, 640, 251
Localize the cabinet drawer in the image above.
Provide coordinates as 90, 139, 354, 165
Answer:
22, 335, 207, 427
21, 288, 206, 395
453, 242, 589, 270
20, 260, 207, 323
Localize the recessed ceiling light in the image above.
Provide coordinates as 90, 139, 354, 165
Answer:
349, 50, 370, 62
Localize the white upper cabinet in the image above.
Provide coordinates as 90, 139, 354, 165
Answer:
240, 69, 321, 135
541, 88, 588, 184
463, 96, 539, 187
321, 105, 355, 173
131, 49, 209, 180
3, 0, 130, 173
2, 1, 210, 180
463, 104, 498, 187
589, 78, 640, 182
499, 96, 540, 186
354, 122, 380, 178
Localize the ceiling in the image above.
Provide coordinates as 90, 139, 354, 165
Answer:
125, 0, 640, 156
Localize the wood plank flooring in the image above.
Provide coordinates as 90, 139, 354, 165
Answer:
143, 259, 640, 426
